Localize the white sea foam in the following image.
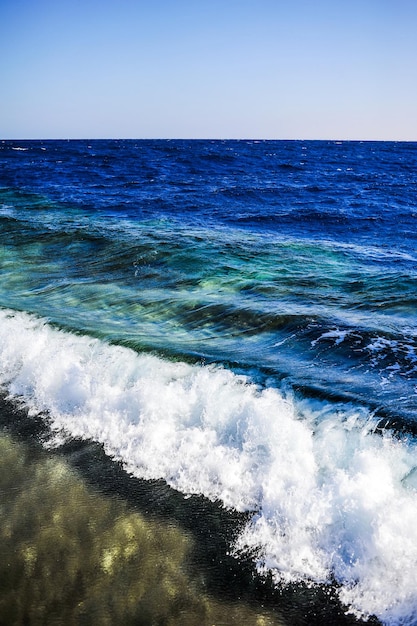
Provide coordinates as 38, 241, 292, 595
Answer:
1, 308, 417, 625
311, 328, 349, 346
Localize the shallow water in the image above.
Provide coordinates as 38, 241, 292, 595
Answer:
0, 426, 290, 626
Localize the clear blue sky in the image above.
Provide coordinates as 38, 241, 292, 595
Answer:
1, 0, 416, 140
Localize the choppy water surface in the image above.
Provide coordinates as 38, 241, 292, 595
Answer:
1, 139, 417, 625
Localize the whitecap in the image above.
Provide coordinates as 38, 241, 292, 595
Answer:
311, 329, 349, 347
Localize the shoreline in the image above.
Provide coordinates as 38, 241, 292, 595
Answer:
0, 393, 378, 625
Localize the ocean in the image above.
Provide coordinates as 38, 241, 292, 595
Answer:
0, 139, 416, 625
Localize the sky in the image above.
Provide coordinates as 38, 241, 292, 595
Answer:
1, 0, 417, 140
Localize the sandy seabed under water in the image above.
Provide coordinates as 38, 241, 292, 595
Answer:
0, 430, 286, 626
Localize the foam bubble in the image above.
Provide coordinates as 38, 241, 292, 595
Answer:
1, 308, 417, 624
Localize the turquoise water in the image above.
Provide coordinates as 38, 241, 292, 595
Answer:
2, 186, 416, 420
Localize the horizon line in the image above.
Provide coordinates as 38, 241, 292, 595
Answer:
2, 137, 417, 143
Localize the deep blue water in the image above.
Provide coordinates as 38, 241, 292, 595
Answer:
1, 139, 417, 625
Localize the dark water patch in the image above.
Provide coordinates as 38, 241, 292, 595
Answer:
178, 303, 313, 336
0, 393, 51, 443
375, 416, 417, 439
291, 383, 377, 413
277, 163, 304, 171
